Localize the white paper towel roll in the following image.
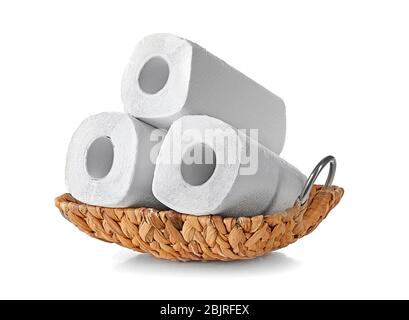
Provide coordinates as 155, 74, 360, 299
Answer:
65, 112, 165, 208
152, 116, 306, 216
122, 33, 286, 154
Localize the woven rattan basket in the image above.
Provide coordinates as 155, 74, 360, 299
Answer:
55, 155, 343, 261
56, 183, 343, 261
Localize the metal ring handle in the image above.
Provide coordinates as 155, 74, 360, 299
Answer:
298, 155, 337, 205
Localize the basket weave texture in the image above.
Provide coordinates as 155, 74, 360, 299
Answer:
55, 185, 343, 261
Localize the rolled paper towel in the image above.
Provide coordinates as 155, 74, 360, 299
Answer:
65, 112, 165, 208
152, 115, 307, 216
122, 33, 286, 154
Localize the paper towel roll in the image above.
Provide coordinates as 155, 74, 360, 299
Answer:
152, 116, 306, 216
122, 33, 286, 154
65, 112, 165, 208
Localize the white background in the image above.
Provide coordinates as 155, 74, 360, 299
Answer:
0, 0, 408, 299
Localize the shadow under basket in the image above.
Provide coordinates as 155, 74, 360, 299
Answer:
55, 184, 343, 261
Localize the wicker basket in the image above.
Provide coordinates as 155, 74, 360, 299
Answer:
55, 183, 343, 261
